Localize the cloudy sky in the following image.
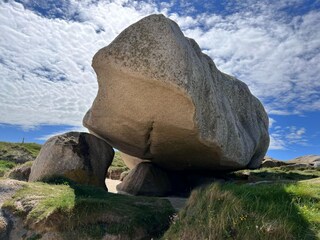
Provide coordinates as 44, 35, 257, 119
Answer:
1, 0, 319, 160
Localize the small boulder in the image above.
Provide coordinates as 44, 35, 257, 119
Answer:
29, 132, 114, 189
119, 170, 130, 181
117, 162, 172, 196
6, 161, 33, 181
260, 156, 288, 168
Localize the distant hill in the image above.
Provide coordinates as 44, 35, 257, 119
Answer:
0, 141, 41, 164
288, 155, 320, 164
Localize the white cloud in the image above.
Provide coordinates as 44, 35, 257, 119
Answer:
269, 133, 286, 150
0, 0, 319, 133
268, 125, 308, 150
172, 9, 320, 115
269, 117, 275, 128
0, 1, 155, 129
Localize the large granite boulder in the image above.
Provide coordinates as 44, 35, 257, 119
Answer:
29, 132, 114, 189
83, 14, 269, 171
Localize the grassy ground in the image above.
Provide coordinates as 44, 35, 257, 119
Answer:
3, 178, 175, 239
163, 177, 320, 240
0, 141, 40, 177
0, 141, 41, 159
0, 160, 17, 177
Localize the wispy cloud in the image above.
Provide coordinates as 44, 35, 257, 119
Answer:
1, 0, 319, 132
269, 125, 308, 150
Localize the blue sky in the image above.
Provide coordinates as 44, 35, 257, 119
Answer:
0, 0, 319, 160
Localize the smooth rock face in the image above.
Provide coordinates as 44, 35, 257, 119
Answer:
116, 162, 172, 196
29, 132, 114, 189
83, 14, 269, 171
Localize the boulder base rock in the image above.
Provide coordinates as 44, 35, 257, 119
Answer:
83, 14, 269, 171
6, 161, 32, 181
117, 162, 172, 196
29, 132, 114, 189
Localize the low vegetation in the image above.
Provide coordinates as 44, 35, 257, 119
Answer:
0, 141, 41, 160
110, 151, 129, 171
3, 178, 175, 239
107, 151, 129, 179
163, 177, 320, 240
1, 141, 319, 239
0, 160, 17, 177
0, 141, 40, 177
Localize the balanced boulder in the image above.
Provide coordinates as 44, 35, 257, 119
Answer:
83, 14, 269, 171
29, 132, 114, 189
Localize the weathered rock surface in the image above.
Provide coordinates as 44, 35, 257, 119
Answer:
117, 162, 172, 196
5, 161, 33, 181
120, 152, 150, 170
29, 132, 114, 189
261, 156, 288, 168
83, 14, 269, 171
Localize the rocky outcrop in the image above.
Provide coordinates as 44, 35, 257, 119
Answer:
260, 156, 288, 168
83, 14, 269, 171
29, 132, 114, 189
287, 155, 320, 166
117, 162, 172, 196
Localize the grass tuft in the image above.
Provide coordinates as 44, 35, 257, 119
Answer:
0, 160, 17, 177
3, 179, 174, 239
163, 179, 320, 240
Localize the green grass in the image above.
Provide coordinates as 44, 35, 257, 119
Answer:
0, 142, 41, 166
0, 141, 41, 158
110, 151, 126, 168
0, 160, 17, 176
3, 178, 174, 239
108, 151, 129, 178
163, 178, 320, 240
